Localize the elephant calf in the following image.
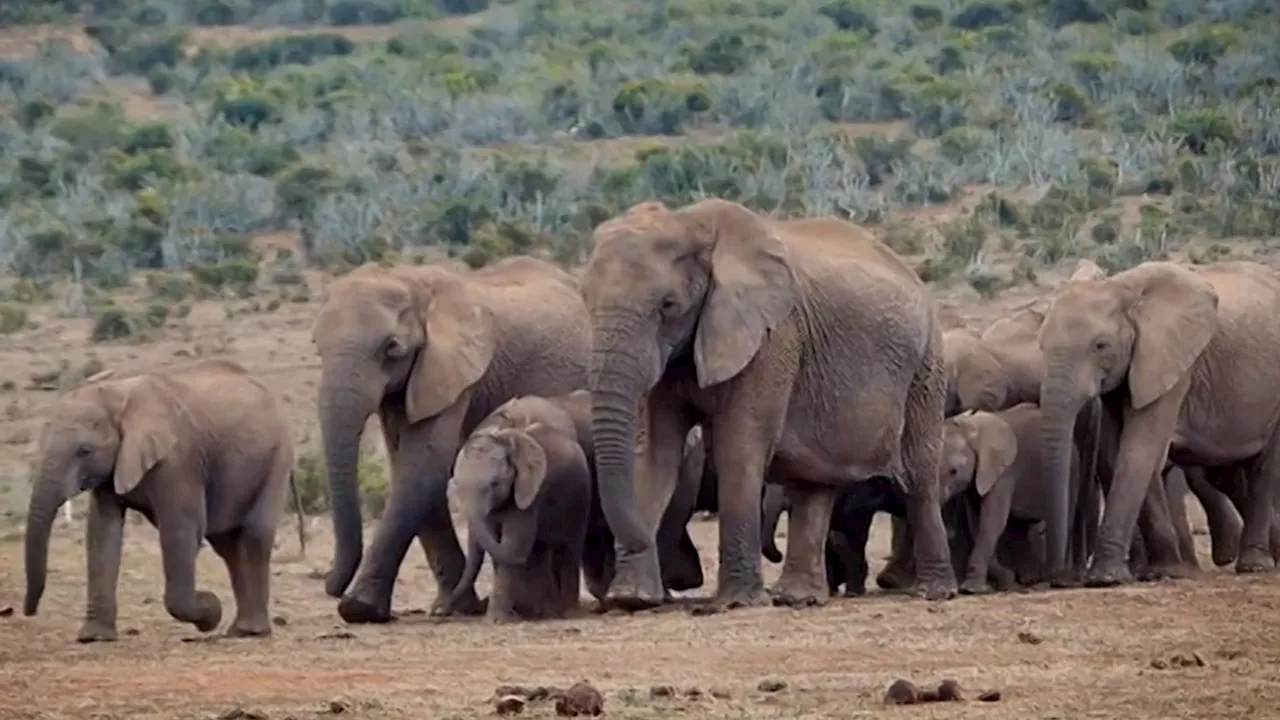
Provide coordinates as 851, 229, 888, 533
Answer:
23, 360, 297, 642
448, 395, 593, 622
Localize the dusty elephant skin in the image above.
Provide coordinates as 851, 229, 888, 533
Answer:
579, 198, 955, 612
448, 395, 593, 622
309, 257, 590, 624
1037, 259, 1280, 587
23, 359, 296, 642
942, 271, 1244, 586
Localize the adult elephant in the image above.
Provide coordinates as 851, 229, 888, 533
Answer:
312, 257, 590, 623
1038, 260, 1280, 586
580, 198, 954, 611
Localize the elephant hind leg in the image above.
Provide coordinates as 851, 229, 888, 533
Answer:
771, 483, 837, 608
1237, 439, 1280, 573
227, 527, 275, 637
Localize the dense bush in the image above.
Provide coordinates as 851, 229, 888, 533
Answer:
0, 0, 1276, 289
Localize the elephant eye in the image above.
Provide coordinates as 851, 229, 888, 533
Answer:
383, 336, 407, 360
1092, 338, 1109, 353
659, 295, 680, 316
74, 444, 92, 458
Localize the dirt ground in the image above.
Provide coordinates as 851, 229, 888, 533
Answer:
3, 509, 1280, 720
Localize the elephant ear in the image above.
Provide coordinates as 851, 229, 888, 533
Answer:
1121, 264, 1220, 410
406, 284, 497, 423
965, 413, 1018, 497
504, 426, 548, 511
688, 199, 797, 388
107, 381, 178, 495
1069, 259, 1107, 282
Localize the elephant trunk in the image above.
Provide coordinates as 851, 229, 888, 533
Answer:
317, 370, 377, 599
588, 332, 659, 556
448, 520, 489, 611
24, 462, 71, 616
1040, 355, 1089, 577
760, 483, 787, 563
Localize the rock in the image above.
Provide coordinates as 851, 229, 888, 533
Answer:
978, 690, 1002, 702
710, 687, 732, 699
756, 678, 787, 693
1150, 658, 1169, 670
272, 616, 288, 626
216, 709, 267, 720
649, 685, 675, 699
884, 679, 920, 705
124, 628, 140, 636
0, 606, 13, 617
316, 630, 355, 640
494, 696, 525, 715
683, 687, 702, 699
936, 679, 964, 702
325, 699, 351, 715
555, 682, 604, 717
1017, 631, 1043, 645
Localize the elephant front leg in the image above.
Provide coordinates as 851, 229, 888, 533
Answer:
1188, 467, 1242, 567
227, 527, 276, 637
158, 507, 222, 633
707, 417, 773, 611
1088, 394, 1183, 588
771, 484, 836, 608
837, 509, 875, 597
78, 490, 126, 643
961, 491, 1013, 595
485, 562, 520, 623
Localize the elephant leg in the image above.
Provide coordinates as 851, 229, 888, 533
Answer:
656, 450, 705, 593
875, 515, 916, 591
838, 509, 874, 597
78, 490, 126, 643
1163, 469, 1200, 573
227, 527, 275, 637
1128, 527, 1152, 580
961, 490, 1012, 595
902, 365, 956, 601
1237, 439, 1280, 573
707, 413, 774, 611
157, 501, 221, 633
582, 527, 613, 605
1186, 467, 1243, 567
557, 545, 583, 617
771, 483, 836, 608
1135, 471, 1189, 579
486, 562, 520, 623
1087, 391, 1183, 588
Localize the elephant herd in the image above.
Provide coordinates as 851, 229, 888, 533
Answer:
20, 197, 1280, 640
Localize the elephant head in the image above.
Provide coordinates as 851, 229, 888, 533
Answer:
311, 264, 496, 598
580, 198, 796, 596
447, 424, 549, 609
941, 411, 1019, 501
944, 328, 1006, 415
1037, 261, 1219, 575
24, 376, 175, 616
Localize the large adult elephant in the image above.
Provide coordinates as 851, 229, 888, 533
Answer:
312, 257, 590, 623
580, 198, 954, 611
1038, 260, 1280, 586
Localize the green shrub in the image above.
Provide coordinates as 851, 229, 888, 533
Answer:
819, 0, 880, 34
0, 304, 28, 335
951, 1, 1019, 30
90, 308, 139, 343
612, 76, 712, 135
1168, 24, 1238, 67
190, 258, 260, 293
146, 272, 193, 302
1170, 108, 1238, 155
227, 34, 356, 73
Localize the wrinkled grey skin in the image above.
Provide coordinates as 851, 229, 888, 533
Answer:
941, 405, 1096, 594
1038, 260, 1280, 587
311, 258, 590, 624
449, 396, 592, 622
581, 198, 953, 612
24, 360, 295, 642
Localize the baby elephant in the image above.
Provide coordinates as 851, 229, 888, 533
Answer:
943, 403, 1087, 595
447, 395, 592, 622
23, 360, 298, 642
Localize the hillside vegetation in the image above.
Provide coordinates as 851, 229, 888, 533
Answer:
0, 0, 1277, 515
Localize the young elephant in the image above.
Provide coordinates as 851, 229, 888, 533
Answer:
448, 396, 592, 622
23, 360, 297, 642
943, 404, 1090, 595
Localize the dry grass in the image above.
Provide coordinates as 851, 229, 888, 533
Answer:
3, 514, 1280, 720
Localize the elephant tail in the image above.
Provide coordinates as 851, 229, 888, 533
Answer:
289, 470, 308, 559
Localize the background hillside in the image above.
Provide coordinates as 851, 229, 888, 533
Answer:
0, 0, 1277, 520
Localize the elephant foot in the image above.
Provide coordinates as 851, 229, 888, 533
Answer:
1048, 570, 1083, 589
988, 567, 1018, 592
1146, 562, 1193, 581
917, 578, 957, 602
959, 576, 992, 596
1085, 560, 1133, 588
1211, 534, 1240, 568
431, 588, 487, 618
712, 585, 770, 612
76, 621, 118, 643
1235, 547, 1276, 574
841, 581, 867, 598
337, 591, 394, 624
606, 550, 665, 612
225, 613, 272, 638
179, 590, 223, 633
875, 564, 915, 592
